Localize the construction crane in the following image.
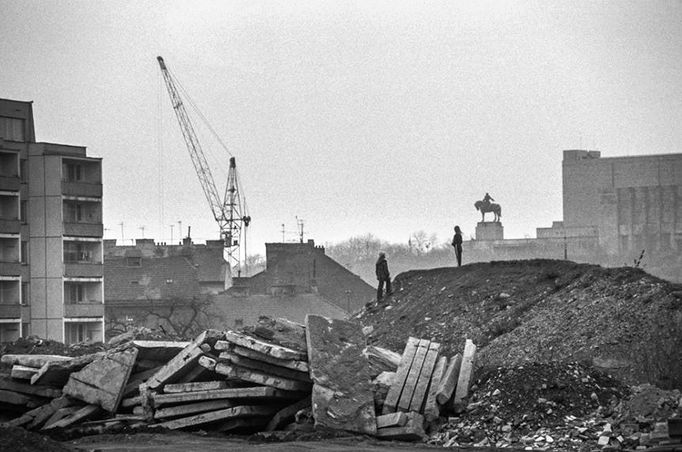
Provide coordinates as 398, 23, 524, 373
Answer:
156, 56, 251, 282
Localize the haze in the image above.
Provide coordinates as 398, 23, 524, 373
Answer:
2, 0, 681, 254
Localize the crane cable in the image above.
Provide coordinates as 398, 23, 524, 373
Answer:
166, 66, 249, 220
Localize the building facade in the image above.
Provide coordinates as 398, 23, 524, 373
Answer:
468, 149, 682, 282
0, 98, 104, 343
233, 240, 375, 313
562, 150, 682, 258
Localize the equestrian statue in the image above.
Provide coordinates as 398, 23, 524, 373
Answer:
475, 192, 502, 222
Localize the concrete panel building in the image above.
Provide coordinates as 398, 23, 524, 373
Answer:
0, 98, 104, 343
561, 150, 682, 258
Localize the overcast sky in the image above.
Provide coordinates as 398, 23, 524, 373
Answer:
2, 0, 682, 256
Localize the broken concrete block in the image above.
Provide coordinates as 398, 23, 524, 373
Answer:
436, 353, 462, 405
305, 314, 376, 435
376, 411, 408, 429
41, 406, 80, 430
145, 330, 223, 390
63, 347, 138, 412
197, 355, 217, 371
4, 396, 71, 428
31, 353, 104, 386
154, 400, 236, 420
228, 344, 309, 373
246, 317, 308, 353
363, 345, 402, 378
383, 337, 419, 414
408, 341, 441, 413
44, 404, 100, 429
218, 351, 312, 382
373, 371, 395, 410
154, 405, 278, 430
151, 386, 303, 407
1, 354, 71, 368
453, 339, 476, 413
376, 412, 426, 441
217, 330, 307, 361
214, 362, 312, 392
163, 380, 230, 393
424, 355, 448, 422
10, 365, 39, 380
397, 339, 431, 412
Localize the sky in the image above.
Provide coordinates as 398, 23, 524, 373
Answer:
2, 0, 682, 258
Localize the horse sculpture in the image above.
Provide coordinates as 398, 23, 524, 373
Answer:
474, 200, 502, 222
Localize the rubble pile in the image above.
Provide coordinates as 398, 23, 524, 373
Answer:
357, 260, 682, 389
0, 315, 471, 443
429, 362, 682, 451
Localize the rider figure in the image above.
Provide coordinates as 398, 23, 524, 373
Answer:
483, 192, 494, 209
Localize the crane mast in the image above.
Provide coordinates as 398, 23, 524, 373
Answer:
156, 56, 250, 279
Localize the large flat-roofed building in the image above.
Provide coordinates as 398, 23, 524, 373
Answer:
0, 98, 104, 343
562, 150, 682, 258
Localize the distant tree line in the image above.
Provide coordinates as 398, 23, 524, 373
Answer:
325, 232, 458, 285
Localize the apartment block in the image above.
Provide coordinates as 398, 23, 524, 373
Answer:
0, 98, 104, 343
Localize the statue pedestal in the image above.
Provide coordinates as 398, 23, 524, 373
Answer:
476, 222, 504, 241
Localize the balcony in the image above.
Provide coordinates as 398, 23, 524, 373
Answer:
0, 262, 21, 276
63, 222, 103, 237
64, 263, 103, 278
62, 181, 102, 198
0, 219, 20, 234
0, 176, 20, 192
0, 304, 21, 319
64, 302, 104, 318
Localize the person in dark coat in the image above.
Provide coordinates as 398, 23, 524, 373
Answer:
452, 225, 463, 267
375, 252, 392, 301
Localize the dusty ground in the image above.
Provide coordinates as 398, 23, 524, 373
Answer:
66, 431, 526, 451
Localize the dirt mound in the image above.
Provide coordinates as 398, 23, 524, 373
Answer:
356, 259, 682, 389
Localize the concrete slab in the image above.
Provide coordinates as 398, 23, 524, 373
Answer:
453, 340, 476, 413
305, 314, 376, 435
63, 347, 138, 412
382, 337, 419, 414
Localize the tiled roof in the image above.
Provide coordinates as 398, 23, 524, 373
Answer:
104, 255, 201, 301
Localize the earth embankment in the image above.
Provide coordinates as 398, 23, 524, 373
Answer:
356, 259, 682, 389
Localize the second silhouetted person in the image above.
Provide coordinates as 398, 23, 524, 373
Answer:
375, 252, 392, 301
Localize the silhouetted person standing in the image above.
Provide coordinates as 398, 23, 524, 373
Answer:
375, 252, 392, 301
452, 225, 463, 267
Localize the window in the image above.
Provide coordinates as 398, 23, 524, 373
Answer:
63, 163, 83, 182
64, 242, 92, 263
0, 116, 25, 141
21, 323, 30, 338
21, 241, 27, 264
126, 257, 141, 267
67, 284, 85, 303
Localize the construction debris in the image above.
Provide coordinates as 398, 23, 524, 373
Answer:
1, 316, 470, 443
9, 310, 679, 451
